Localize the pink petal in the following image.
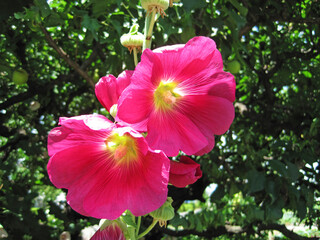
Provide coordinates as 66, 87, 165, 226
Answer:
82, 148, 170, 219
48, 115, 113, 157
169, 156, 202, 188
91, 224, 125, 240
116, 70, 133, 96
208, 71, 236, 102
181, 95, 235, 136
95, 74, 119, 111
95, 71, 132, 112
153, 37, 219, 83
145, 110, 208, 157
116, 87, 153, 124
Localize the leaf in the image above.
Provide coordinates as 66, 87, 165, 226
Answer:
81, 14, 101, 40
266, 200, 284, 221
247, 170, 266, 193
182, 0, 206, 11
297, 198, 307, 219
121, 212, 137, 228
286, 161, 301, 182
34, 0, 51, 18
301, 70, 312, 78
269, 160, 287, 176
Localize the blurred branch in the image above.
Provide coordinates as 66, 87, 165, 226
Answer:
0, 91, 35, 110
163, 223, 319, 240
258, 223, 320, 240
80, 42, 100, 70
40, 26, 95, 90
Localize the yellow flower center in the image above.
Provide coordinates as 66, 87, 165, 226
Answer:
153, 81, 182, 112
106, 132, 138, 166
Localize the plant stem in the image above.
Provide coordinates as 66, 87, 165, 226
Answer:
133, 47, 138, 66
137, 219, 158, 239
143, 9, 157, 51
135, 216, 141, 236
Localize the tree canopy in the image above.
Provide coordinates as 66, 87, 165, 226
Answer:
1, 0, 319, 239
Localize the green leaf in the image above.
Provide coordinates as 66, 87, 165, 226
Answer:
301, 70, 312, 78
297, 198, 307, 219
182, 0, 206, 11
269, 160, 287, 176
286, 161, 301, 182
266, 200, 284, 221
81, 14, 101, 40
247, 170, 266, 193
34, 0, 51, 18
121, 212, 137, 228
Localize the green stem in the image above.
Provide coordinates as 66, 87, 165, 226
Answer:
135, 216, 141, 236
137, 219, 158, 239
143, 9, 157, 51
133, 47, 138, 66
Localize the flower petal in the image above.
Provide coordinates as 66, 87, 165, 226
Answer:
182, 95, 235, 136
82, 149, 170, 219
95, 74, 119, 111
208, 71, 236, 102
169, 156, 202, 188
95, 70, 132, 112
91, 224, 125, 240
145, 110, 208, 157
48, 115, 113, 157
116, 87, 153, 124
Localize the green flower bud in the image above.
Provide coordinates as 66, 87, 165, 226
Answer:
141, 0, 169, 17
149, 197, 175, 227
99, 219, 127, 233
120, 33, 144, 53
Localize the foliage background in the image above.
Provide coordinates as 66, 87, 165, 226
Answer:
0, 0, 319, 239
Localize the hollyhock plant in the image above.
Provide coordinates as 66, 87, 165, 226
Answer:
95, 70, 132, 117
169, 156, 202, 188
47, 114, 170, 220
116, 36, 236, 157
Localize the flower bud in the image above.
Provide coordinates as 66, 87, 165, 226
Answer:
120, 33, 144, 53
149, 197, 174, 227
91, 219, 127, 240
30, 101, 41, 111
141, 0, 169, 17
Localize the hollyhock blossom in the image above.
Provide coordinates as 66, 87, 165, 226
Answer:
169, 156, 202, 188
116, 36, 236, 156
91, 220, 126, 240
95, 70, 132, 115
47, 114, 170, 220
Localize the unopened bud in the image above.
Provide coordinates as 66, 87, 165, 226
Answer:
30, 101, 41, 111
120, 33, 144, 53
149, 197, 174, 227
141, 0, 169, 17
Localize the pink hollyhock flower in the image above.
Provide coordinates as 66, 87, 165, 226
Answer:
95, 70, 132, 114
169, 156, 202, 188
47, 114, 170, 220
91, 220, 126, 240
116, 36, 236, 157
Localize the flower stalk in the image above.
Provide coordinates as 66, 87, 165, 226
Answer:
137, 219, 158, 239
143, 9, 157, 50
133, 47, 138, 66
